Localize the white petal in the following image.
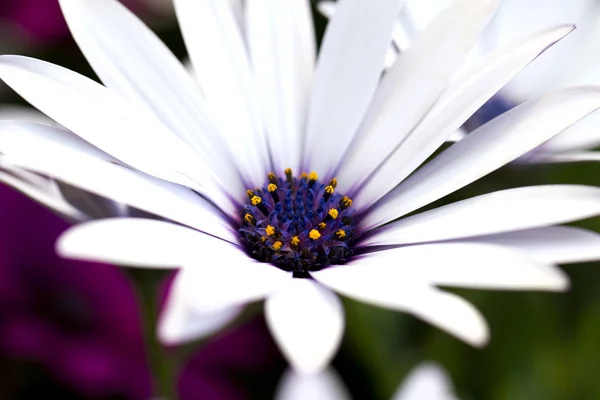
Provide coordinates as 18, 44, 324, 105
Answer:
352, 243, 568, 291
0, 104, 58, 126
0, 168, 85, 221
392, 362, 457, 400
0, 121, 234, 241
246, 0, 315, 172
266, 279, 344, 374
363, 185, 600, 246
313, 265, 487, 346
0, 55, 234, 212
174, 0, 270, 183
540, 111, 600, 153
458, 226, 600, 265
489, 0, 600, 100
363, 87, 600, 229
338, 0, 500, 194
59, 0, 242, 189
529, 151, 600, 163
158, 272, 242, 345
446, 129, 467, 143
317, 0, 406, 67
57, 218, 233, 268
275, 368, 351, 400
351, 25, 573, 207
180, 260, 293, 313
303, 0, 403, 177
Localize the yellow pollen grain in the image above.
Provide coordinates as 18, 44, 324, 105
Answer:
251, 196, 262, 205
268, 172, 276, 181
308, 171, 318, 181
309, 229, 321, 240
265, 225, 275, 236
325, 185, 334, 194
341, 196, 353, 207
261, 236, 266, 243
329, 178, 338, 188
328, 208, 339, 219
300, 172, 308, 179
246, 189, 254, 198
318, 222, 326, 230
244, 214, 254, 224
285, 168, 292, 175
268, 183, 277, 192
272, 241, 283, 251
291, 236, 300, 246
335, 229, 346, 239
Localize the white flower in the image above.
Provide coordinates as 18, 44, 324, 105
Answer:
321, 0, 600, 162
275, 362, 458, 400
2, 0, 600, 374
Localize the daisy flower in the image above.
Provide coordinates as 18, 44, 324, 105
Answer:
275, 362, 458, 400
2, 0, 600, 374
320, 0, 600, 162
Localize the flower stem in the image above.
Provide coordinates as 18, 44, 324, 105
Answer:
127, 269, 178, 400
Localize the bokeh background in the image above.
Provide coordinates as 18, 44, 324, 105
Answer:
1, 1, 599, 399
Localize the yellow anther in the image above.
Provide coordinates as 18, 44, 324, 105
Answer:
329, 178, 338, 188
309, 229, 321, 240
268, 172, 277, 184
325, 185, 335, 195
261, 236, 266, 243
328, 208, 339, 219
341, 196, 353, 208
318, 222, 326, 230
300, 172, 309, 179
308, 171, 319, 181
291, 236, 300, 246
265, 225, 275, 236
284, 168, 292, 175
246, 190, 255, 199
335, 229, 346, 239
268, 183, 278, 192
273, 241, 283, 251
285, 168, 293, 182
251, 196, 262, 205
244, 214, 255, 224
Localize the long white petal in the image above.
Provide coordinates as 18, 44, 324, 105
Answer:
338, 0, 499, 194
158, 272, 242, 345
392, 362, 458, 400
246, 0, 315, 172
0, 168, 85, 221
180, 259, 293, 313
455, 226, 600, 265
0, 55, 235, 212
364, 87, 600, 229
540, 111, 600, 153
345, 243, 568, 291
57, 218, 233, 268
529, 151, 600, 163
275, 368, 351, 400
313, 265, 488, 346
303, 0, 403, 177
266, 279, 344, 374
352, 25, 574, 207
363, 185, 600, 246
59, 0, 243, 189
317, 0, 410, 63
174, 0, 270, 183
0, 121, 234, 241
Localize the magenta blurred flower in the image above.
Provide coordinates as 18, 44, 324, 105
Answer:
0, 184, 281, 399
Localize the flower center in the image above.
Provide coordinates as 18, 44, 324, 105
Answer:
238, 169, 355, 273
